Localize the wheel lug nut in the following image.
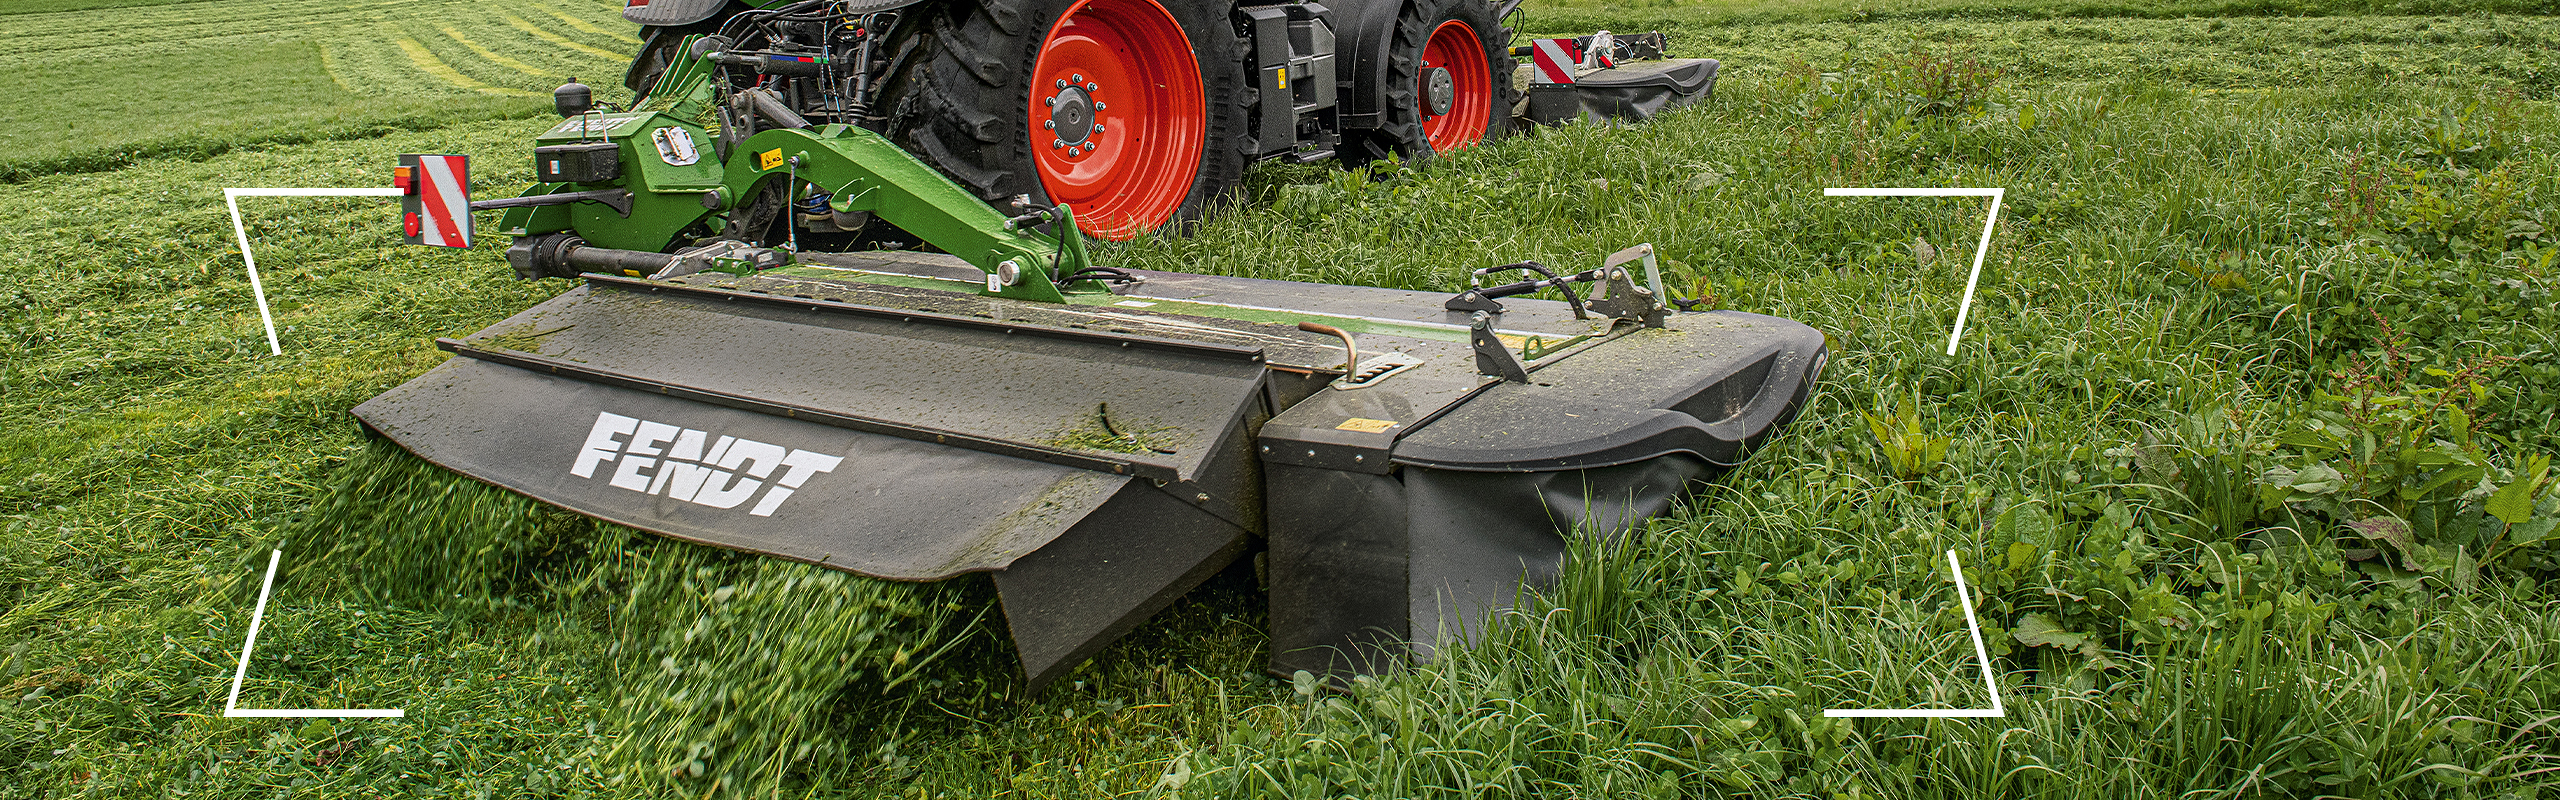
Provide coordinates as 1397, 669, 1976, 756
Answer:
1094, 101, 1106, 110
1052, 139, 1064, 148
1044, 97, 1056, 107
1055, 79, 1068, 89
1044, 120, 1056, 129
1092, 124, 1104, 133
1072, 73, 1083, 82
1085, 82, 1098, 92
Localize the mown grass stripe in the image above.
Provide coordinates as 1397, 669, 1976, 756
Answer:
316, 42, 356, 94
394, 37, 538, 97
440, 26, 561, 79
537, 4, 641, 45
495, 11, 627, 60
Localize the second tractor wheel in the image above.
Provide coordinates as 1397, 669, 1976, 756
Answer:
880, 0, 1252, 240
1347, 0, 1517, 166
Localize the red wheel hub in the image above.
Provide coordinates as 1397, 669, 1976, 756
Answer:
1418, 19, 1492, 153
1029, 0, 1204, 240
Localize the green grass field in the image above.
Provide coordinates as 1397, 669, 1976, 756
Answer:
3, 0, 2558, 797
0, 0, 637, 183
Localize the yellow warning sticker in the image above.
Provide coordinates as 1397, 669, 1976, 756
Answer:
756, 149, 784, 170
1276, 68, 1288, 90
1336, 418, 1397, 433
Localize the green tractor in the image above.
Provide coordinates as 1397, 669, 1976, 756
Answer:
366, 0, 1784, 690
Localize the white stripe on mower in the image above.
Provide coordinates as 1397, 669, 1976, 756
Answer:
1822, 550, 2006, 719
223, 549, 405, 719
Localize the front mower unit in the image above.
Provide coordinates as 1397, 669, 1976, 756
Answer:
359, 248, 1821, 687
1520, 32, 1720, 126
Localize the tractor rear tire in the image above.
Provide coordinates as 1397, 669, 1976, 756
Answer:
625, 2, 751, 104
1343, 0, 1516, 167
877, 0, 1254, 240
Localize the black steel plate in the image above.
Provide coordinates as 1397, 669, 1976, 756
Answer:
355, 357, 1132, 580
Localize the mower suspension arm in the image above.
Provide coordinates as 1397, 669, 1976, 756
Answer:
722, 126, 1087, 303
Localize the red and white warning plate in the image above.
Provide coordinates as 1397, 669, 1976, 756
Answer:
1531, 38, 1581, 85
398, 154, 472, 248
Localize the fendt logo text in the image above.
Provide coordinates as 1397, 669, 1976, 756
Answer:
571, 411, 844, 517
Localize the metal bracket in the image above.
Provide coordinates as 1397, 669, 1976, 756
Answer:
1333, 352, 1423, 389
649, 239, 785, 279
1443, 288, 1504, 314
1470, 311, 1529, 382
1586, 244, 1667, 328
1521, 333, 1592, 361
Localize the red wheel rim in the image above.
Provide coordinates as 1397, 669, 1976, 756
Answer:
1418, 19, 1492, 152
1029, 0, 1204, 240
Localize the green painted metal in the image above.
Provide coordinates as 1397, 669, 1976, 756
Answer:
728, 126, 1085, 303
498, 112, 725, 252
495, 28, 1097, 299
577, 115, 723, 252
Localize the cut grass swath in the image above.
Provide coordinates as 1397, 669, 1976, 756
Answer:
288, 438, 982, 795
496, 10, 629, 61
396, 37, 541, 96
442, 25, 565, 79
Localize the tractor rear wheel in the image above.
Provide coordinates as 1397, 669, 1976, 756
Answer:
879, 0, 1253, 240
1345, 0, 1515, 166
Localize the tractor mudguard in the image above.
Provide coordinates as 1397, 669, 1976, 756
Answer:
623, 0, 732, 26
1321, 0, 1405, 129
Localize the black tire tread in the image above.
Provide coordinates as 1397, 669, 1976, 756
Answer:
1344, 0, 1518, 167
876, 0, 1255, 233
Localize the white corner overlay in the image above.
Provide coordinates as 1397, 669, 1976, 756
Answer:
1823, 550, 2006, 719
225, 188, 405, 356
1824, 188, 2006, 356
224, 549, 405, 718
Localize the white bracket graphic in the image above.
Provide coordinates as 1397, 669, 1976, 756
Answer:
1824, 188, 2006, 356
223, 549, 405, 718
224, 188, 404, 356
1824, 550, 2005, 719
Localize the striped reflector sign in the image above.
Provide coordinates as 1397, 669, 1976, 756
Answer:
400, 154, 472, 248
1530, 38, 1580, 85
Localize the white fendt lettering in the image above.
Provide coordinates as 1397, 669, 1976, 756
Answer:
570, 411, 845, 517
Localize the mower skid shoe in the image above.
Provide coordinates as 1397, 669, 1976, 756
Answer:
994, 482, 1251, 690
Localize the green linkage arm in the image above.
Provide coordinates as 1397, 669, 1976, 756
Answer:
725, 126, 1086, 303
